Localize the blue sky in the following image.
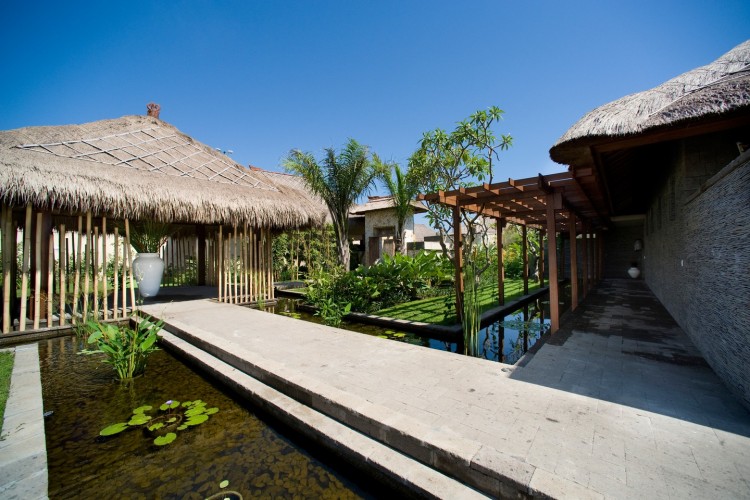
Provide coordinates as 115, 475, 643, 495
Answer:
1, 1, 748, 188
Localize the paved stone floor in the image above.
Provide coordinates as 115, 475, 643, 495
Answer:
140, 279, 750, 499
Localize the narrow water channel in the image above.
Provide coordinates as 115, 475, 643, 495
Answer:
39, 336, 376, 499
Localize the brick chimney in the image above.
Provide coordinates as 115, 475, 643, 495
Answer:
146, 102, 161, 119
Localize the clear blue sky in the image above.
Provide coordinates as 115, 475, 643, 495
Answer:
2, 1, 748, 187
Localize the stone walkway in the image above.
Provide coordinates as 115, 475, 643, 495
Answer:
141, 279, 750, 498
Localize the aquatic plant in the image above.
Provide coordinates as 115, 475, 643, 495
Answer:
100, 399, 219, 446
81, 316, 163, 380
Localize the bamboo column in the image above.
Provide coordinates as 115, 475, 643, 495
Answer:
249, 229, 255, 302
72, 216, 82, 323
102, 218, 108, 320
47, 232, 54, 326
93, 225, 99, 318
59, 223, 66, 326
83, 212, 92, 320
267, 229, 274, 300
217, 226, 223, 302
121, 233, 128, 318
233, 226, 239, 303
19, 205, 32, 331
113, 227, 119, 320
241, 226, 248, 303
124, 219, 136, 314
33, 213, 42, 330
2, 205, 12, 333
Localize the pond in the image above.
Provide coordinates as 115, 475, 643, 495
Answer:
265, 297, 554, 365
39, 336, 380, 499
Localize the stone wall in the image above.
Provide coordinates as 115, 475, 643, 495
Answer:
644, 131, 750, 409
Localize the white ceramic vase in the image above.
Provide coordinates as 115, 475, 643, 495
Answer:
627, 266, 641, 279
133, 253, 165, 298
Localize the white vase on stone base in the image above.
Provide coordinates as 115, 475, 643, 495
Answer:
627, 266, 641, 279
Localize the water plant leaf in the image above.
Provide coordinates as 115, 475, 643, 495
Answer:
100, 422, 129, 436
169, 400, 180, 409
185, 414, 209, 426
177, 425, 188, 431
204, 407, 219, 415
128, 414, 151, 426
167, 417, 177, 423
182, 400, 194, 407
153, 432, 177, 446
133, 405, 152, 414
148, 422, 164, 432
219, 480, 229, 489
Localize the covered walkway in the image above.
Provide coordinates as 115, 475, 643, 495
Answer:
140, 279, 750, 498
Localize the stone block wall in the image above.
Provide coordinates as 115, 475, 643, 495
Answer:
644, 131, 750, 409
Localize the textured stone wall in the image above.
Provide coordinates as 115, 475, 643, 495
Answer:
362, 209, 415, 260
603, 223, 644, 279
644, 132, 750, 409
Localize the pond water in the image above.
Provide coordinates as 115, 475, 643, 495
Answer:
39, 336, 376, 499
266, 297, 554, 365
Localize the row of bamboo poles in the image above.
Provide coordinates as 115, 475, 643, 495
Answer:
1, 205, 138, 333
216, 225, 274, 305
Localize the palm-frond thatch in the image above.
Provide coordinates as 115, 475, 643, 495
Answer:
0, 115, 328, 228
551, 40, 750, 164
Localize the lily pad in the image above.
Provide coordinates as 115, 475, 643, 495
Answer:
133, 405, 152, 414
100, 422, 129, 436
219, 480, 229, 489
148, 422, 164, 431
153, 432, 177, 446
177, 425, 188, 431
185, 406, 206, 417
185, 414, 209, 426
167, 417, 177, 423
204, 407, 219, 415
128, 414, 151, 426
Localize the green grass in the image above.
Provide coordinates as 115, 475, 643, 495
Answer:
375, 278, 542, 325
0, 350, 14, 435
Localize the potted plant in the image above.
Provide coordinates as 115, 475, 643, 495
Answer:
129, 221, 175, 297
627, 261, 641, 279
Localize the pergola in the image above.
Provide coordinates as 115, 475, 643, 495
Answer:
417, 170, 607, 333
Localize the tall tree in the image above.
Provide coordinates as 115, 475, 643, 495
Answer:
376, 158, 419, 255
284, 139, 379, 270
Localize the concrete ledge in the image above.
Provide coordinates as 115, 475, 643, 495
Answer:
0, 345, 48, 500
154, 313, 539, 498
158, 331, 486, 499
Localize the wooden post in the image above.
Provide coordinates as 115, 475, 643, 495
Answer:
218, 226, 223, 303
72, 216, 82, 323
538, 229, 545, 288
452, 206, 464, 320
597, 231, 604, 283
522, 224, 528, 295
59, 223, 66, 326
233, 225, 239, 303
568, 212, 578, 311
546, 194, 560, 334
19, 205, 32, 331
267, 228, 274, 300
33, 213, 42, 330
121, 234, 127, 318
581, 224, 589, 298
497, 218, 504, 305
2, 205, 12, 333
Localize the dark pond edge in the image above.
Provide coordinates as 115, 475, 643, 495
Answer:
290, 284, 560, 341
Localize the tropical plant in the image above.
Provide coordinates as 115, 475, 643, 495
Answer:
81, 316, 162, 380
315, 298, 352, 327
376, 159, 420, 254
128, 220, 176, 254
99, 398, 219, 446
284, 139, 380, 270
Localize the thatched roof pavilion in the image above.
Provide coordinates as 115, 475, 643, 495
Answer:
0, 115, 326, 228
0, 112, 326, 334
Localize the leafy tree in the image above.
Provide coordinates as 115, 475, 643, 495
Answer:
407, 106, 512, 342
284, 139, 380, 270
376, 158, 420, 255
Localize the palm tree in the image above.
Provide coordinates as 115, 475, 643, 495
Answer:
284, 139, 379, 270
376, 158, 420, 255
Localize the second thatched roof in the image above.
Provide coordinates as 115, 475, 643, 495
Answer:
551, 40, 750, 164
0, 115, 328, 228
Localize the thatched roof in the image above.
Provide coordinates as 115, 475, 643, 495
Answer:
0, 115, 327, 228
551, 40, 750, 164
350, 195, 427, 215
